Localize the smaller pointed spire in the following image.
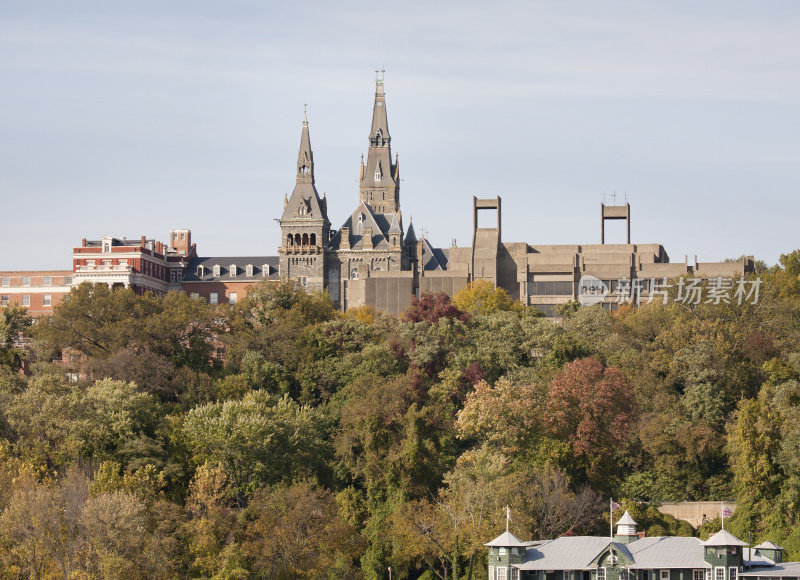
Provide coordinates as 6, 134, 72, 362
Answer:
394, 152, 400, 180
360, 154, 365, 181
405, 217, 417, 243
283, 193, 288, 209
296, 111, 314, 184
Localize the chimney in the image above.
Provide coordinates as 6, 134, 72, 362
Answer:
81, 238, 87, 247
363, 227, 374, 249
141, 235, 146, 247
340, 226, 350, 250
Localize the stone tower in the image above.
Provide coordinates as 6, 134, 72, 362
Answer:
359, 71, 400, 215
278, 110, 330, 291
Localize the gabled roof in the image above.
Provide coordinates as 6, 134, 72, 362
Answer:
485, 531, 527, 548
627, 537, 708, 569
329, 202, 395, 251
515, 537, 620, 571
421, 238, 449, 271
705, 529, 748, 547
744, 548, 775, 567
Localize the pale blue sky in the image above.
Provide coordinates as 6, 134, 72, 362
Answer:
1, 1, 798, 270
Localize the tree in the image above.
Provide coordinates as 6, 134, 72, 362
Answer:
183, 392, 332, 498
545, 358, 636, 490
243, 482, 363, 578
0, 306, 33, 371
452, 280, 522, 315
402, 292, 469, 324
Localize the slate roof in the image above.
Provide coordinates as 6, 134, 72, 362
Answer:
329, 202, 404, 251
421, 238, 449, 271
183, 256, 279, 282
626, 537, 708, 569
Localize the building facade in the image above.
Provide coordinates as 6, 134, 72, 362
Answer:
0, 74, 756, 317
486, 512, 800, 580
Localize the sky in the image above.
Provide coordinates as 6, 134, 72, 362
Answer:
1, 1, 799, 270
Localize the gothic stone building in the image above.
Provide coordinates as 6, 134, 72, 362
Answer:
0, 75, 756, 317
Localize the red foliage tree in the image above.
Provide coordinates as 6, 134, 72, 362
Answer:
401, 292, 469, 324
545, 358, 636, 484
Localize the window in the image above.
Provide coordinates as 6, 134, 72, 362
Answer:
246, 264, 253, 277
497, 567, 507, 580
42, 276, 51, 286
511, 569, 519, 580
598, 568, 606, 580
498, 548, 506, 556
716, 568, 725, 580
1, 295, 8, 307
351, 268, 359, 280
1, 277, 8, 287
65, 276, 72, 286
706, 570, 711, 580
190, 292, 200, 299
22, 277, 30, 287
230, 264, 237, 277
170, 270, 176, 283
209, 293, 218, 305
262, 264, 270, 277
694, 570, 705, 580
213, 265, 221, 277
43, 295, 52, 307
197, 266, 205, 277
729, 569, 737, 580
22, 294, 30, 307
176, 272, 182, 282
489, 567, 495, 580
229, 292, 237, 305
103, 241, 111, 252
661, 571, 669, 580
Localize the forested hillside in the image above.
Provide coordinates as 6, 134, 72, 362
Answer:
2, 251, 800, 579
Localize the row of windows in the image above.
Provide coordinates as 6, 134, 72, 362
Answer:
529, 281, 573, 295
1, 294, 53, 307
1, 276, 70, 287
196, 264, 267, 278
189, 292, 237, 305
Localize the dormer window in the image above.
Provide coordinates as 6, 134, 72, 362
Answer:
102, 241, 111, 253
298, 202, 307, 216
230, 264, 237, 277
213, 264, 221, 277
262, 264, 270, 277
358, 213, 364, 224
197, 265, 205, 277
246, 264, 253, 277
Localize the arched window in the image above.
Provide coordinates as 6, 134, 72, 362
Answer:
295, 234, 301, 246
213, 264, 221, 277
302, 233, 309, 246
310, 233, 316, 246
287, 234, 293, 246
351, 268, 359, 280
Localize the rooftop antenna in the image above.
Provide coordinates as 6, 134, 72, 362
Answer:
506, 505, 510, 533
602, 192, 607, 204
611, 191, 618, 205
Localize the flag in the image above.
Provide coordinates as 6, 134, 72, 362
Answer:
611, 500, 621, 512
722, 507, 733, 518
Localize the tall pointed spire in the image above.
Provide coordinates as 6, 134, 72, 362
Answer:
360, 70, 400, 215
282, 111, 328, 225
297, 104, 314, 185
